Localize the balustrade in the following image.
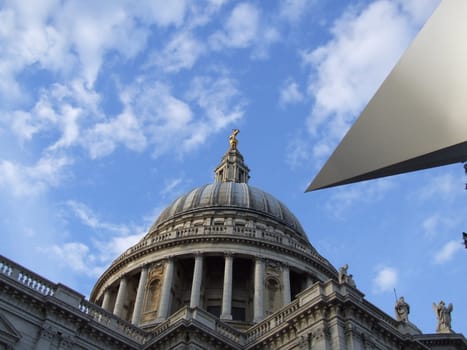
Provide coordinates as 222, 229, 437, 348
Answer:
0, 257, 55, 296
246, 299, 300, 342
79, 299, 149, 343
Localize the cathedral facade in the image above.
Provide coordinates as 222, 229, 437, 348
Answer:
0, 133, 465, 349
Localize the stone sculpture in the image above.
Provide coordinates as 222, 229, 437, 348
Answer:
433, 300, 453, 333
395, 297, 410, 322
338, 264, 349, 284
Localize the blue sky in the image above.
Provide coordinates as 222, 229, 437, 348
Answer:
1, 0, 465, 334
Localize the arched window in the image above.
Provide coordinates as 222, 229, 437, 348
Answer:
144, 279, 161, 313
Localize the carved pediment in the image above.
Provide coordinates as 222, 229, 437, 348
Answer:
0, 313, 21, 346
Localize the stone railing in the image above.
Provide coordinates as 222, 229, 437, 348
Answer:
246, 299, 300, 343
233, 226, 256, 237
246, 280, 406, 345
0, 256, 56, 296
113, 225, 313, 264
0, 255, 148, 345
204, 225, 227, 234
215, 319, 245, 344
79, 300, 149, 344
152, 307, 245, 345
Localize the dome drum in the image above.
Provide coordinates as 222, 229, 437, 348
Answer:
92, 251, 321, 328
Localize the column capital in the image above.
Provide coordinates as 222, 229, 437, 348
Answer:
194, 251, 204, 257
140, 262, 151, 270
39, 326, 56, 340
223, 251, 234, 257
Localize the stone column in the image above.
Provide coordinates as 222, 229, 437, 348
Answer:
253, 257, 265, 322
131, 265, 149, 324
190, 253, 204, 308
221, 253, 233, 320
158, 258, 174, 320
282, 264, 291, 306
101, 289, 111, 311
113, 277, 128, 318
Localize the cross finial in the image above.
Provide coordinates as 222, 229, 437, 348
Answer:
229, 129, 240, 150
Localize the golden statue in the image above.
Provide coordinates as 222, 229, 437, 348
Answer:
229, 129, 240, 149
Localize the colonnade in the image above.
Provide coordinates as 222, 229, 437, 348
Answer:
100, 253, 294, 325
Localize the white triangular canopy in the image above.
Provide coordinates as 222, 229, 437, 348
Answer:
307, 0, 467, 191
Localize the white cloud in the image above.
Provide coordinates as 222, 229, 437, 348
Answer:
373, 266, 398, 293
0, 154, 71, 197
39, 233, 145, 278
209, 2, 278, 57
94, 234, 145, 263
302, 0, 433, 163
1, 1, 246, 163
397, 0, 440, 27
150, 31, 204, 73
280, 80, 304, 106
285, 133, 312, 169
279, 0, 310, 23
39, 242, 104, 277
434, 240, 462, 264
422, 213, 459, 239
417, 173, 460, 201
49, 104, 82, 150
326, 178, 394, 218
161, 177, 184, 197
0, 0, 188, 96
183, 75, 245, 150
211, 3, 259, 49
84, 111, 147, 159
136, 0, 187, 28
52, 200, 150, 275
3, 79, 100, 150
66, 200, 132, 235
422, 214, 441, 238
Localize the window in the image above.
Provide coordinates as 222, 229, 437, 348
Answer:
144, 279, 161, 312
207, 305, 221, 318
232, 307, 246, 321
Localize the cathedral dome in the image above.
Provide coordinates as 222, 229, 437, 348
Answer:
90, 130, 337, 329
149, 182, 307, 241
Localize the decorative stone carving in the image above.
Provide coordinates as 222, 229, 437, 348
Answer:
266, 261, 281, 276
148, 263, 164, 280
395, 297, 410, 322
59, 335, 74, 349
39, 326, 56, 341
142, 263, 165, 321
433, 300, 453, 333
338, 264, 348, 284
